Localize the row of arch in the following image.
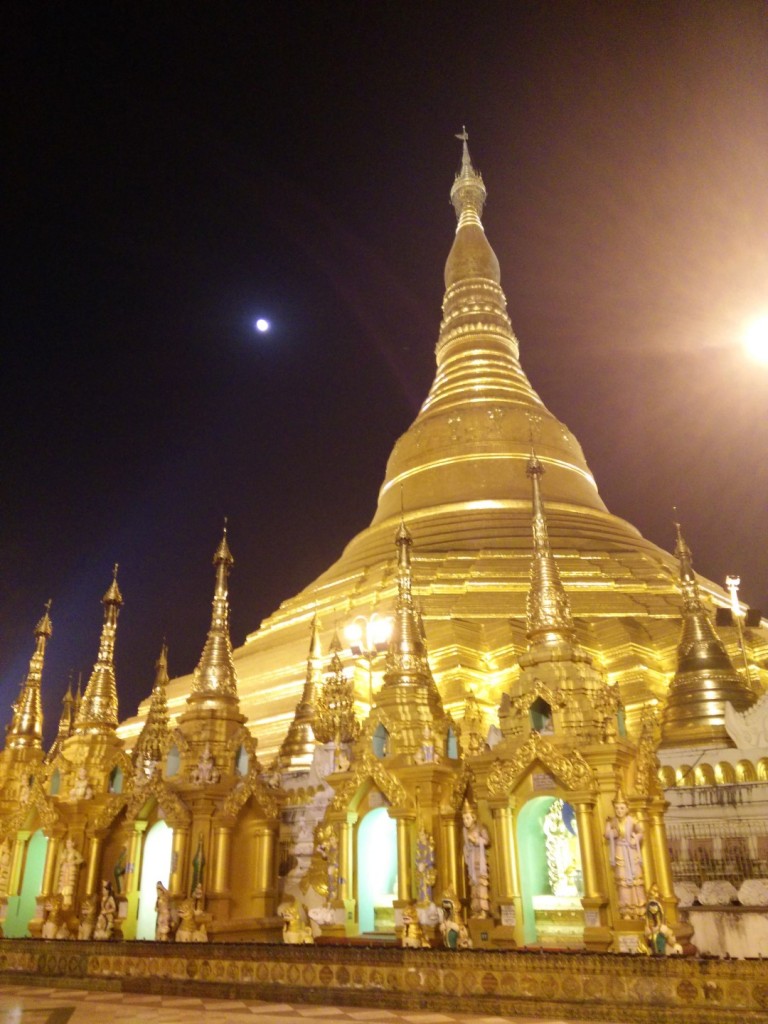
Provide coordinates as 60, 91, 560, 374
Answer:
659, 759, 768, 788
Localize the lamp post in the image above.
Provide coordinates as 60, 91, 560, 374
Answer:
344, 613, 392, 708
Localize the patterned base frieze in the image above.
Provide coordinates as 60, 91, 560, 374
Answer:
0, 940, 766, 1023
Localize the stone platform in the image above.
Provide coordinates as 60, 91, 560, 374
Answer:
0, 939, 766, 1023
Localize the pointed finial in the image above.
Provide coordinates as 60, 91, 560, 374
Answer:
214, 518, 234, 565
450, 126, 486, 225
103, 563, 123, 605
187, 523, 239, 705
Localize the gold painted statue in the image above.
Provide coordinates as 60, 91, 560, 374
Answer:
57, 837, 84, 910
605, 790, 645, 919
93, 880, 117, 940
462, 800, 491, 918
155, 881, 172, 941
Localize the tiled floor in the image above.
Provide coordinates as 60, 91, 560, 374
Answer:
0, 985, 622, 1024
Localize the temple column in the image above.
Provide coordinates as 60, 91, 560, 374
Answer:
573, 800, 601, 899
8, 833, 30, 898
394, 814, 414, 903
489, 802, 522, 948
168, 827, 189, 897
121, 820, 147, 940
252, 820, 278, 918
212, 824, 231, 895
439, 813, 461, 901
633, 807, 656, 895
573, 796, 612, 952
338, 814, 357, 934
40, 833, 61, 898
85, 832, 105, 896
647, 806, 674, 902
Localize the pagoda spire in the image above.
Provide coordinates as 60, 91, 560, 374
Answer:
660, 519, 754, 748
188, 522, 239, 706
47, 679, 74, 761
314, 630, 359, 747
74, 566, 122, 732
522, 451, 577, 662
367, 132, 608, 528
378, 519, 444, 720
277, 615, 323, 771
7, 601, 52, 750
133, 642, 170, 773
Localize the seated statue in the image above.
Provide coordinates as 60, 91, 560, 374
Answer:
277, 894, 313, 944
191, 745, 220, 785
69, 766, 94, 801
175, 897, 208, 942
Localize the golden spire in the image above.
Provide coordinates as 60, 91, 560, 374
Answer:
74, 566, 122, 733
278, 615, 322, 771
133, 642, 170, 771
7, 600, 52, 750
660, 519, 754, 748
523, 451, 576, 659
450, 126, 487, 228
314, 631, 359, 746
379, 520, 444, 712
367, 132, 608, 526
47, 679, 74, 761
188, 522, 239, 706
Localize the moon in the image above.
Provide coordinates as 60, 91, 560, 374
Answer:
254, 318, 270, 333
744, 313, 768, 365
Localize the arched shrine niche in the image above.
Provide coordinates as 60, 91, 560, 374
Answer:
516, 796, 584, 947
356, 803, 397, 935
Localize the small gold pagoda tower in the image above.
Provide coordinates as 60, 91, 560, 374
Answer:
659, 521, 755, 749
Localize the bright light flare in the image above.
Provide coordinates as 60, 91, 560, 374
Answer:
254, 318, 270, 333
743, 313, 768, 365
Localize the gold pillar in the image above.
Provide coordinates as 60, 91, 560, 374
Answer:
395, 816, 413, 903
253, 822, 277, 910
169, 827, 189, 896
126, 823, 147, 895
634, 807, 656, 895
122, 821, 147, 941
212, 825, 232, 895
85, 833, 104, 896
491, 806, 515, 898
574, 801, 600, 900
647, 808, 674, 901
439, 814, 460, 899
338, 818, 354, 903
40, 834, 61, 898
8, 833, 29, 897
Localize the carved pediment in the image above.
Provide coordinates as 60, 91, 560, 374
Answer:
125, 773, 190, 828
487, 734, 594, 797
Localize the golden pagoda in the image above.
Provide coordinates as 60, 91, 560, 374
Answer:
119, 133, 766, 762
659, 521, 756, 749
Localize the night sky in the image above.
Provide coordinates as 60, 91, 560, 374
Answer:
3, 2, 767, 745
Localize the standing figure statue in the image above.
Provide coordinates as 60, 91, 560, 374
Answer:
113, 846, 127, 896
462, 799, 491, 918
58, 837, 84, 910
93, 880, 117, 940
191, 834, 206, 896
155, 881, 172, 941
605, 790, 645, 918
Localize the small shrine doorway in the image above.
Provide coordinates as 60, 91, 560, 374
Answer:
356, 806, 397, 935
4, 829, 47, 938
136, 819, 173, 940
517, 796, 584, 946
